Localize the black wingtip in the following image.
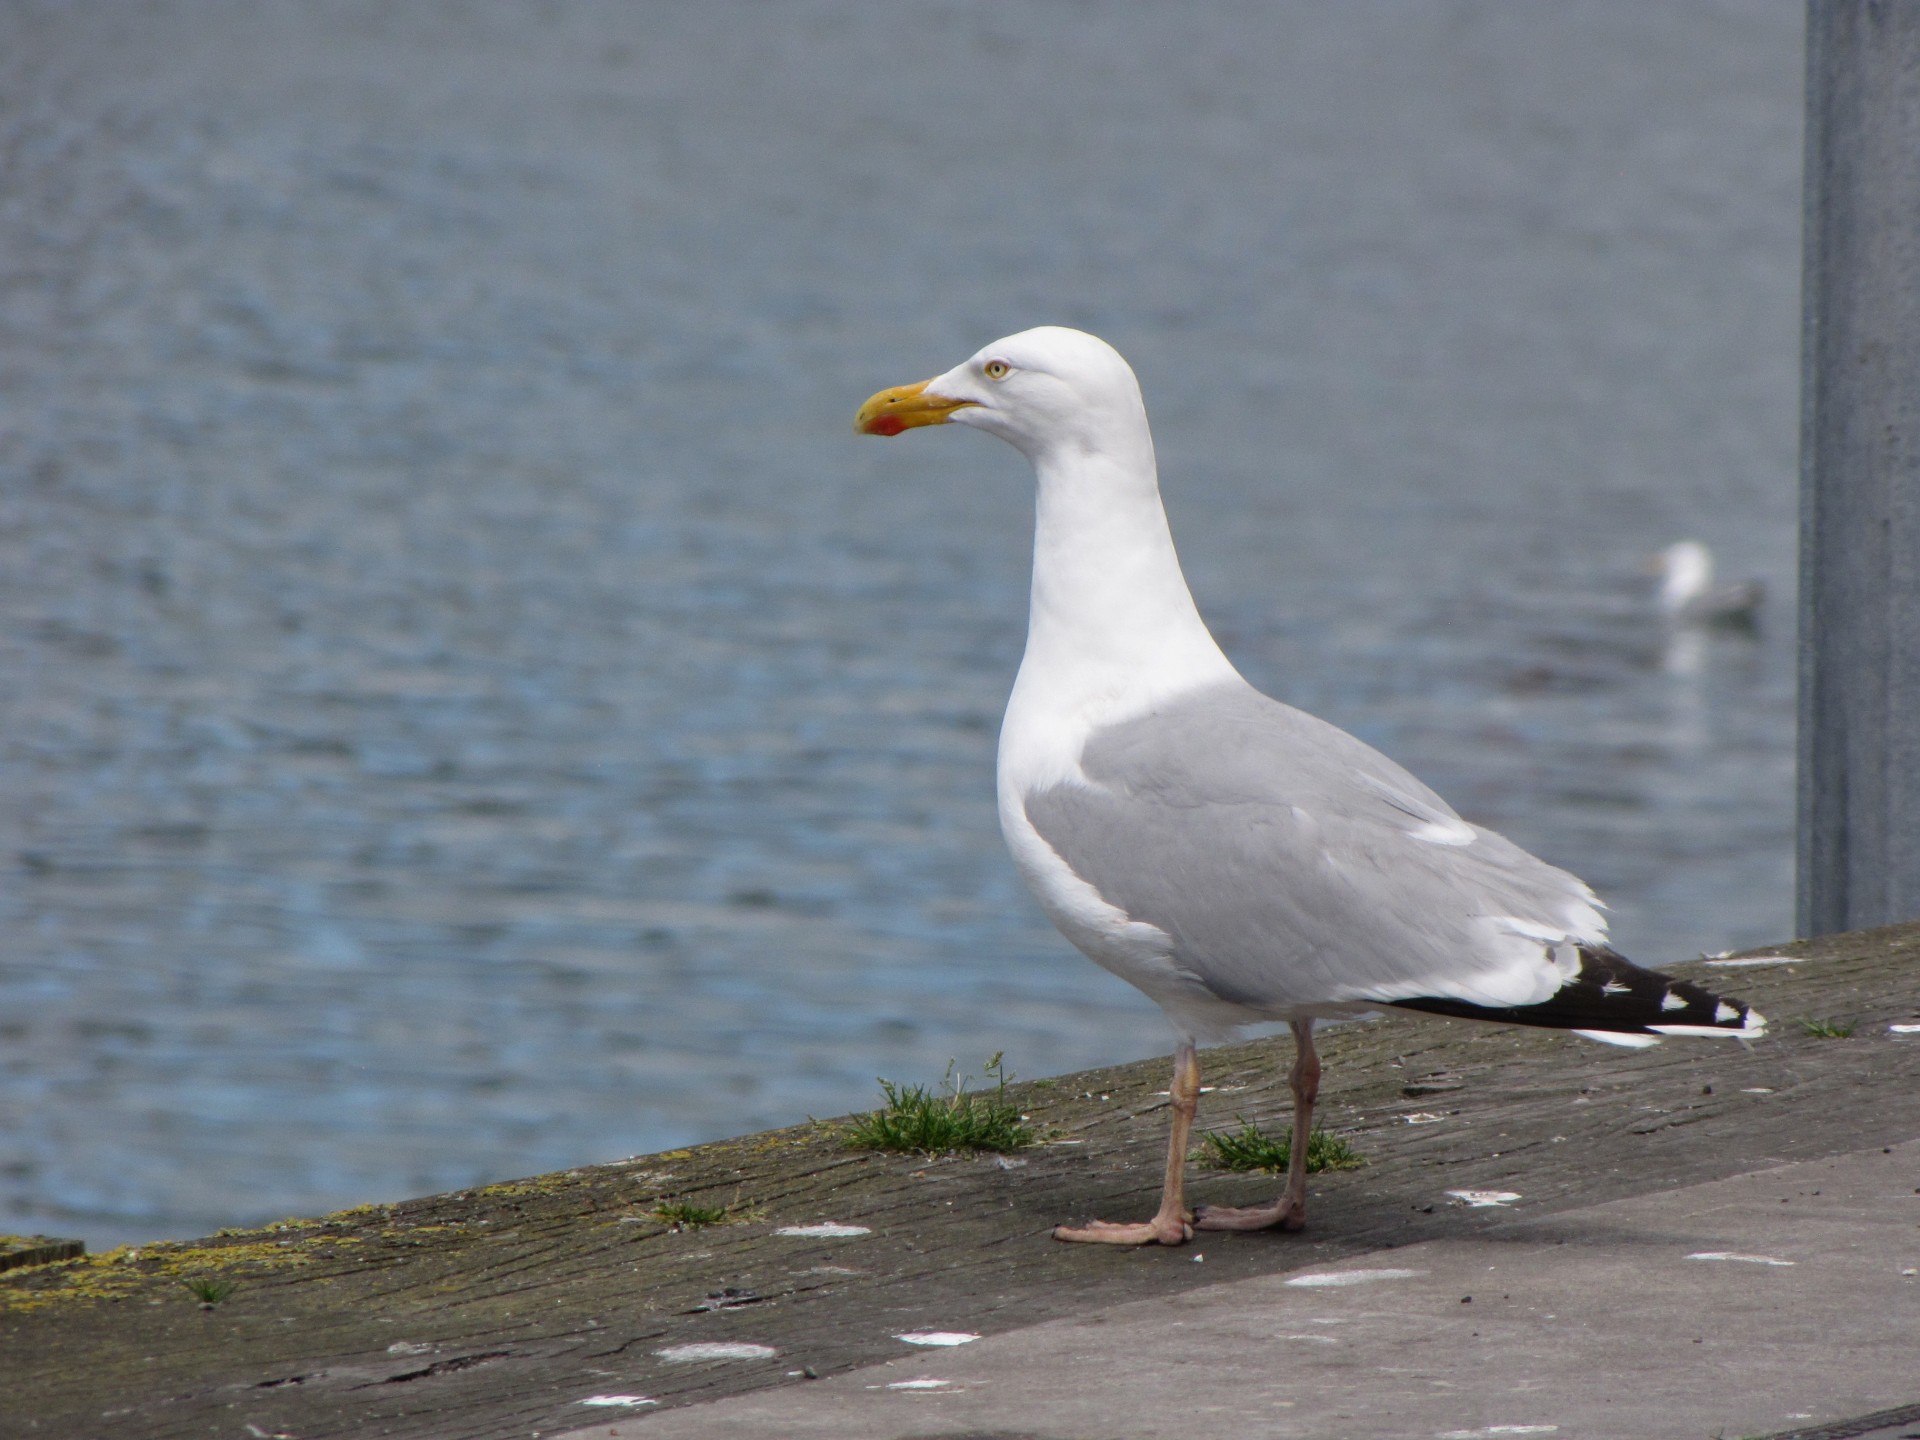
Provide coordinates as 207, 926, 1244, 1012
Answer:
1388, 945, 1765, 1040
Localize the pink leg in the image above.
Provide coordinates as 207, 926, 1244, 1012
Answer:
1194, 1018, 1319, 1233
1053, 1042, 1199, 1246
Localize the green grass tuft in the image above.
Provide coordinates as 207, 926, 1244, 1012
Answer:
651, 1200, 734, 1229
844, 1054, 1036, 1158
182, 1276, 237, 1306
1193, 1119, 1365, 1175
1796, 1016, 1855, 1039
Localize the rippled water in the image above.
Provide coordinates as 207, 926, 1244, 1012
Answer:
0, 1, 1803, 1247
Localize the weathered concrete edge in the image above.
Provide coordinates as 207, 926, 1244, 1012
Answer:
0, 1237, 85, 1274
7, 921, 1911, 1279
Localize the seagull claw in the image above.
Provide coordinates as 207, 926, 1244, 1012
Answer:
1051, 1215, 1193, 1246
1192, 1198, 1306, 1233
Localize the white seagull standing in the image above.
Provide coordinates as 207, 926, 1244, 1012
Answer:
856, 327, 1764, 1247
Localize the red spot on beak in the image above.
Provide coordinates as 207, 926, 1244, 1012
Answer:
869, 414, 906, 437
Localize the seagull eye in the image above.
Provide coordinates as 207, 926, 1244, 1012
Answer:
982, 360, 1011, 380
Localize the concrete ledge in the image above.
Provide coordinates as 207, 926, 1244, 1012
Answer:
569, 1140, 1920, 1440
0, 1238, 83, 1276
7, 922, 1920, 1439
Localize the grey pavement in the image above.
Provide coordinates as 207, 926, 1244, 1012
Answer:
559, 1140, 1920, 1440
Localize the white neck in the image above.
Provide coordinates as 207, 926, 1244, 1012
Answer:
1007, 430, 1239, 739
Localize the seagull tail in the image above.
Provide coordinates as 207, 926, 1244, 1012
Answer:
1387, 944, 1765, 1044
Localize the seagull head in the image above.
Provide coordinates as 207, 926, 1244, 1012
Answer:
855, 326, 1150, 463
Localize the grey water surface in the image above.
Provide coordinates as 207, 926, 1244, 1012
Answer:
0, 1, 1803, 1248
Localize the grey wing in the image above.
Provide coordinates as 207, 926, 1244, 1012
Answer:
1022, 682, 1606, 1013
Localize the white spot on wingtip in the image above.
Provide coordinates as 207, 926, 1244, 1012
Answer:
1714, 1001, 1740, 1023
1660, 991, 1688, 1011
776, 1223, 871, 1237
1685, 1251, 1795, 1266
578, 1395, 658, 1408
1572, 1029, 1660, 1048
1446, 1190, 1522, 1208
894, 1332, 979, 1347
656, 1342, 779, 1362
1647, 1021, 1756, 1038
1284, 1267, 1424, 1288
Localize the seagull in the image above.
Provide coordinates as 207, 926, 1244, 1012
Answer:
855, 327, 1764, 1247
1651, 540, 1764, 628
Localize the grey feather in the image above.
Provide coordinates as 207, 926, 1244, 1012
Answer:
1023, 681, 1599, 1014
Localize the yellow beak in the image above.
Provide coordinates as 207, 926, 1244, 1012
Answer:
854, 378, 976, 436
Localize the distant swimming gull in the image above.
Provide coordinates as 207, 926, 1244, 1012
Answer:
1652, 540, 1764, 628
856, 327, 1764, 1247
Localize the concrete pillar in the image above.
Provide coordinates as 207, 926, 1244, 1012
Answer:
1798, 1, 1920, 935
